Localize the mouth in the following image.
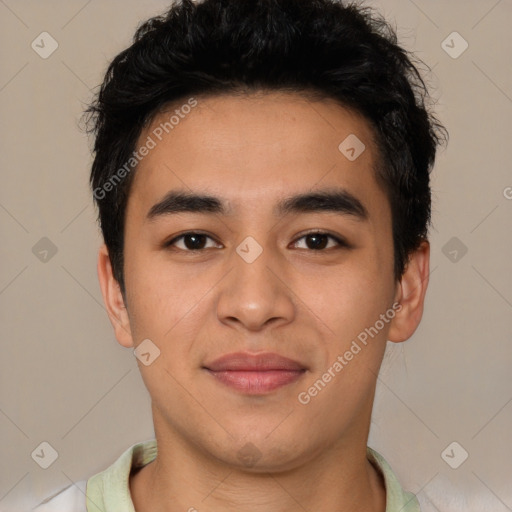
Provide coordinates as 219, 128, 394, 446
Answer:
203, 351, 307, 395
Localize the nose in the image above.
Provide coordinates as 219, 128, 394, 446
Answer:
216, 240, 296, 332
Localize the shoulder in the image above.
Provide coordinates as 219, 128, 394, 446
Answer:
367, 447, 421, 512
32, 480, 87, 512
32, 439, 157, 511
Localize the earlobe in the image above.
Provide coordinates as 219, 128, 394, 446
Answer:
97, 243, 134, 348
387, 240, 430, 343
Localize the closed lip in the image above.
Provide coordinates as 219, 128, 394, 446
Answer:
203, 352, 307, 372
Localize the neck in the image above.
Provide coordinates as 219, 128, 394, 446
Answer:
130, 416, 386, 512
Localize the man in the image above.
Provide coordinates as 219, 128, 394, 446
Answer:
35, 0, 447, 510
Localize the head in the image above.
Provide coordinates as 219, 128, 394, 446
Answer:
87, 0, 447, 470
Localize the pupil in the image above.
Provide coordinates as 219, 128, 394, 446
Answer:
185, 234, 206, 250
181, 234, 328, 250
307, 234, 327, 250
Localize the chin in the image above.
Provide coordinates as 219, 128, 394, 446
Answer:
209, 434, 317, 473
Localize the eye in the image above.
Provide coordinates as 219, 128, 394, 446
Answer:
292, 231, 349, 251
164, 232, 222, 251
164, 230, 350, 252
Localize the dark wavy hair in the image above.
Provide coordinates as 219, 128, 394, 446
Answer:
83, 0, 448, 299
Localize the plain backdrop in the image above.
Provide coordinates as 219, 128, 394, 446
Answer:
0, 1, 511, 511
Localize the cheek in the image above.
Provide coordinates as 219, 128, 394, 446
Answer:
297, 251, 393, 342
125, 247, 220, 353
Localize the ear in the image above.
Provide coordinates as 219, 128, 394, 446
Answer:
97, 243, 135, 348
387, 240, 430, 343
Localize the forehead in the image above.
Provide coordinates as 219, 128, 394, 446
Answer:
128, 91, 387, 221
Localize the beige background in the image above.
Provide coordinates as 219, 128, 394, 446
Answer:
1, 1, 511, 511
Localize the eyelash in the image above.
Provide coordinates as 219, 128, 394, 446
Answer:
163, 231, 350, 252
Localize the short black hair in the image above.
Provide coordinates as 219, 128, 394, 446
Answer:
84, 0, 448, 299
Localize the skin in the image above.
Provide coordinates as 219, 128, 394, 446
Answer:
97, 91, 429, 512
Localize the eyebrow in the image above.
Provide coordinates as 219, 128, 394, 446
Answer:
146, 188, 368, 222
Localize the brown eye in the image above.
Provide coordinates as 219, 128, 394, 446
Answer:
165, 232, 221, 251
293, 231, 349, 250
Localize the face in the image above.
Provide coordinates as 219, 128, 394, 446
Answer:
99, 91, 428, 471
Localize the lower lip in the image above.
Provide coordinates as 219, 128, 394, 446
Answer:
205, 369, 306, 394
